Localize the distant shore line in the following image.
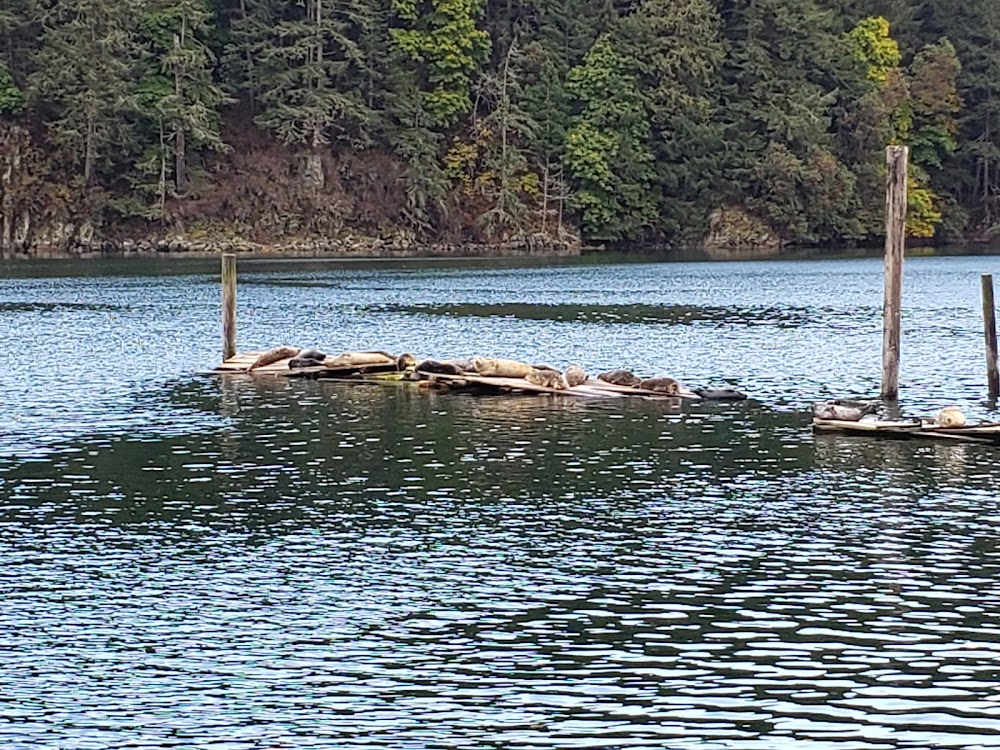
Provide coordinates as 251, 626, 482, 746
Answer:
2, 235, 998, 262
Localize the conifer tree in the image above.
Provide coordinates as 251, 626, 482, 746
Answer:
615, 0, 727, 239
254, 0, 375, 150
138, 0, 231, 196
30, 0, 142, 185
564, 35, 656, 240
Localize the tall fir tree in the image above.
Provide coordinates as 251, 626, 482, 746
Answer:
138, 0, 231, 198
29, 0, 142, 185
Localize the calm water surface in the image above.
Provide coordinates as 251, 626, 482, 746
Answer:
2, 252, 1000, 749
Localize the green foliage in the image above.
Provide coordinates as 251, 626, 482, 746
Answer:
0, 63, 24, 115
389, 0, 491, 127
564, 36, 657, 240
846, 16, 900, 83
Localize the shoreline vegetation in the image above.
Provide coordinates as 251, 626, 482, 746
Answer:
2, 2, 999, 260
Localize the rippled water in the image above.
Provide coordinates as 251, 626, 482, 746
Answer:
3, 253, 1000, 749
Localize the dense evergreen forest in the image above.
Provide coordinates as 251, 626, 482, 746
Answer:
0, 0, 998, 255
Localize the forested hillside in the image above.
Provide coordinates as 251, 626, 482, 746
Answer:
1, 0, 998, 256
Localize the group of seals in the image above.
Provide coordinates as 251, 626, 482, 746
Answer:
247, 347, 742, 401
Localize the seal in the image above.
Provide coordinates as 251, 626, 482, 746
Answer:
298, 348, 327, 361
935, 406, 966, 427
639, 377, 680, 395
526, 368, 569, 390
325, 351, 396, 368
597, 369, 642, 388
416, 359, 466, 376
396, 352, 417, 371
564, 364, 587, 387
446, 358, 476, 372
248, 346, 301, 371
289, 355, 326, 369
811, 399, 878, 421
472, 356, 534, 379
694, 388, 748, 401
530, 363, 561, 373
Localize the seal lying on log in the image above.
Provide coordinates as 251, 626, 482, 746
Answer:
598, 369, 642, 388
472, 356, 534, 379
526, 367, 569, 390
325, 351, 395, 368
416, 359, 466, 376
446, 358, 476, 373
935, 406, 966, 427
639, 377, 680, 395
811, 399, 879, 421
396, 353, 417, 371
248, 346, 301, 371
564, 365, 587, 387
694, 388, 748, 401
289, 348, 327, 369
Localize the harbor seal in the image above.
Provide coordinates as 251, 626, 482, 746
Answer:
935, 406, 966, 427
396, 352, 417, 371
564, 365, 587, 387
248, 346, 301, 371
526, 368, 569, 390
811, 399, 879, 422
472, 356, 534, 379
416, 359, 466, 376
597, 369, 642, 388
694, 388, 748, 401
325, 351, 396, 368
639, 377, 680, 395
446, 358, 476, 372
289, 348, 327, 369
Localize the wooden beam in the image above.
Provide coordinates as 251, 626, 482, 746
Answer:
882, 145, 908, 400
983, 273, 1000, 400
221, 253, 237, 361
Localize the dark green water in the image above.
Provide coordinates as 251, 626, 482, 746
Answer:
2, 253, 1000, 749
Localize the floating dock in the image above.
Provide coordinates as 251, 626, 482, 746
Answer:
813, 417, 1000, 444
213, 350, 706, 401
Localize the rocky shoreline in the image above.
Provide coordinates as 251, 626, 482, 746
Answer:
0, 232, 584, 260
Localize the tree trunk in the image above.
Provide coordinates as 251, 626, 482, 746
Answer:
84, 111, 95, 186
174, 31, 187, 194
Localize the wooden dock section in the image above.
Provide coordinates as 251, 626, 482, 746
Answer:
211, 351, 703, 401
813, 417, 1000, 444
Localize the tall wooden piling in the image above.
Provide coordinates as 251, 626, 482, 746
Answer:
222, 253, 237, 361
983, 274, 999, 400
882, 145, 908, 401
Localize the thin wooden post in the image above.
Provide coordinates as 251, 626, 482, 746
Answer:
222, 253, 237, 361
882, 145, 908, 401
983, 274, 999, 400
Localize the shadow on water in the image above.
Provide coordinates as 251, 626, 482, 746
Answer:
370, 303, 818, 328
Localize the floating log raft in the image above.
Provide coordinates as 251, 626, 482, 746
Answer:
211, 350, 719, 401
813, 417, 1000, 444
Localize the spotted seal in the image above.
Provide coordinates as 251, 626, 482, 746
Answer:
325, 351, 396, 368
289, 348, 327, 369
472, 356, 534, 379
248, 346, 301, 371
693, 388, 748, 401
526, 368, 569, 390
564, 365, 587, 387
639, 377, 680, 395
416, 359, 466, 376
597, 369, 642, 388
935, 406, 966, 427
